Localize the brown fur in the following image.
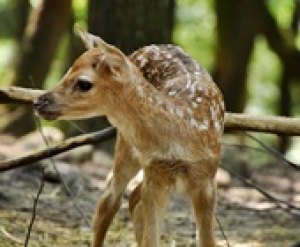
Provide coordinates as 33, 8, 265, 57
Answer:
34, 29, 225, 247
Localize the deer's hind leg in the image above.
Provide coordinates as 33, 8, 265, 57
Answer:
129, 182, 143, 244
92, 133, 140, 247
188, 171, 217, 247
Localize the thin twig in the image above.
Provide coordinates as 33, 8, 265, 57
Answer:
215, 215, 231, 247
36, 118, 91, 228
245, 132, 300, 171
24, 165, 45, 246
223, 138, 300, 171
0, 127, 117, 172
221, 165, 300, 217
222, 142, 271, 154
48, 158, 91, 227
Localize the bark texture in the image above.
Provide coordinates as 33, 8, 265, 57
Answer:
5, 0, 72, 136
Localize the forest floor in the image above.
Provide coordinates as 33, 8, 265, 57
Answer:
0, 130, 299, 247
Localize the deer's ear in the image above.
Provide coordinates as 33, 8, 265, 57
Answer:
101, 55, 122, 79
78, 27, 106, 50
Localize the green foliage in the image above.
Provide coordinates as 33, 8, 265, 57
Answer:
174, 0, 215, 69
0, 39, 14, 85
267, 0, 295, 29
44, 35, 69, 89
247, 37, 281, 115
44, 0, 88, 89
73, 0, 88, 25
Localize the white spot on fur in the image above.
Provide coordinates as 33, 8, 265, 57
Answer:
166, 102, 174, 114
194, 64, 201, 72
149, 45, 161, 60
175, 108, 184, 118
166, 53, 172, 59
190, 117, 198, 128
140, 58, 148, 67
153, 94, 163, 106
214, 121, 221, 132
210, 105, 218, 121
187, 108, 193, 115
168, 90, 177, 96
192, 102, 198, 108
136, 85, 145, 98
198, 122, 209, 131
203, 119, 210, 130
165, 79, 176, 88
190, 81, 197, 96
220, 100, 225, 111
186, 79, 192, 89
186, 73, 191, 89
196, 97, 202, 103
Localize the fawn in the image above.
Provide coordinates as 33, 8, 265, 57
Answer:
34, 29, 225, 247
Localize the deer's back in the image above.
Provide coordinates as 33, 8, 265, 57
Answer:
130, 45, 225, 137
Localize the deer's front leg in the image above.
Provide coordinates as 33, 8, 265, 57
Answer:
92, 135, 140, 247
130, 165, 171, 247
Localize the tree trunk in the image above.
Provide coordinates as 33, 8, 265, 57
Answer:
88, 0, 174, 53
278, 67, 292, 153
277, 2, 300, 153
214, 0, 263, 113
13, 0, 31, 41
5, 0, 72, 136
214, 0, 300, 152
64, 11, 86, 71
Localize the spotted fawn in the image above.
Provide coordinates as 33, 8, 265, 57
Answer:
34, 29, 225, 247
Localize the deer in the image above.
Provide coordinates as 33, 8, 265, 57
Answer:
34, 29, 225, 247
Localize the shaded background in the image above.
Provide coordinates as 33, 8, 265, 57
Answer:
0, 2, 299, 246
0, 0, 299, 158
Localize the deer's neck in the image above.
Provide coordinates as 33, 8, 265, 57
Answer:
106, 67, 179, 153
105, 62, 218, 163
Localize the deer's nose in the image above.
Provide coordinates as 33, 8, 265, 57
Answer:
33, 93, 55, 111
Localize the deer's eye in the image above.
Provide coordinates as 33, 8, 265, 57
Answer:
74, 77, 93, 92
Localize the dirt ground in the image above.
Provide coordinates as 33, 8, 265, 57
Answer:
0, 132, 300, 247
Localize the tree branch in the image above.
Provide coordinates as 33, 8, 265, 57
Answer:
0, 127, 116, 172
2, 86, 300, 135
225, 113, 300, 136
1, 86, 300, 172
0, 87, 44, 104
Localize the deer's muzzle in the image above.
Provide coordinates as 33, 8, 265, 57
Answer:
33, 92, 61, 120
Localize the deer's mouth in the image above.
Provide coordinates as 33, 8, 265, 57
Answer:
35, 109, 61, 120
